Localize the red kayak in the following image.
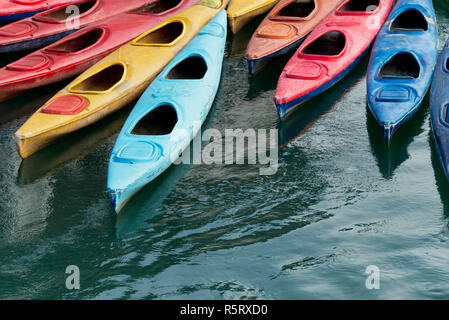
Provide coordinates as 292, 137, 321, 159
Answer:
274, 0, 394, 120
0, 0, 156, 53
0, 0, 200, 101
0, 0, 81, 23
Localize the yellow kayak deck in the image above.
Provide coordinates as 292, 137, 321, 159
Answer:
15, 0, 228, 159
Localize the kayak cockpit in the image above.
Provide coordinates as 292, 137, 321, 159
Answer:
132, 0, 182, 14
390, 9, 428, 31
274, 0, 316, 19
70, 64, 126, 94
338, 0, 379, 13
166, 56, 208, 80
34, 1, 97, 22
45, 28, 104, 54
379, 52, 420, 79
133, 21, 184, 46
302, 31, 346, 56
131, 105, 178, 136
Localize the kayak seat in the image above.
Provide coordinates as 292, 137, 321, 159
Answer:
257, 23, 295, 39
302, 31, 346, 56
379, 52, 420, 79
166, 56, 207, 80
70, 64, 125, 93
6, 54, 51, 72
0, 22, 37, 37
390, 9, 428, 31
375, 85, 413, 102
131, 105, 178, 136
134, 21, 184, 46
339, 0, 379, 12
132, 0, 181, 14
275, 0, 316, 18
41, 95, 89, 115
34, 1, 97, 22
45, 28, 104, 54
117, 141, 162, 162
285, 61, 325, 80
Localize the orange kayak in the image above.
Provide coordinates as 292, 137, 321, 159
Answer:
245, 0, 344, 74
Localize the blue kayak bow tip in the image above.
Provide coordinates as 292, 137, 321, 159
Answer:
107, 188, 124, 214
383, 125, 395, 146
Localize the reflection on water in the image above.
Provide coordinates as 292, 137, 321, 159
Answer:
247, 52, 293, 100
367, 95, 429, 179
229, 15, 264, 59
280, 57, 369, 146
19, 107, 131, 184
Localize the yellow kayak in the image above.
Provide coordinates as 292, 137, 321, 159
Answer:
227, 0, 280, 34
14, 0, 228, 159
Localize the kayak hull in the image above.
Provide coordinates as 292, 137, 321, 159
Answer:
367, 0, 439, 144
108, 11, 227, 213
0, 30, 74, 54
227, 0, 279, 34
430, 38, 449, 181
14, 0, 228, 159
0, 11, 43, 24
245, 0, 345, 74
275, 0, 395, 120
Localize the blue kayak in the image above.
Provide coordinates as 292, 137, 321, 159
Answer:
431, 38, 449, 181
367, 0, 438, 145
107, 10, 227, 213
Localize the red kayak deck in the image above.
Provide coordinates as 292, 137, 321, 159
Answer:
0, 0, 155, 47
275, 0, 394, 115
1, 0, 80, 16
0, 0, 200, 101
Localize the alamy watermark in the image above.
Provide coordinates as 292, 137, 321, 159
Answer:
365, 265, 380, 290
65, 265, 80, 290
169, 123, 279, 176
65, 5, 81, 30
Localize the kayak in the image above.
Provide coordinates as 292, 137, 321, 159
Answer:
0, 0, 80, 23
0, 0, 200, 102
274, 0, 394, 120
430, 38, 449, 181
227, 0, 279, 34
108, 10, 227, 213
245, 0, 345, 74
0, 0, 155, 53
367, 0, 438, 145
14, 0, 228, 159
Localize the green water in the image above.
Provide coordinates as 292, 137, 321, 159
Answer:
2, 2, 449, 299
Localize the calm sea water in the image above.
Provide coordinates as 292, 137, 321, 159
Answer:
2, 3, 449, 299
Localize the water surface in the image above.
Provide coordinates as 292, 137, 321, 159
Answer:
1, 2, 449, 299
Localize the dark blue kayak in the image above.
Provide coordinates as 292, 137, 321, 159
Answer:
431, 38, 449, 181
367, 0, 438, 145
